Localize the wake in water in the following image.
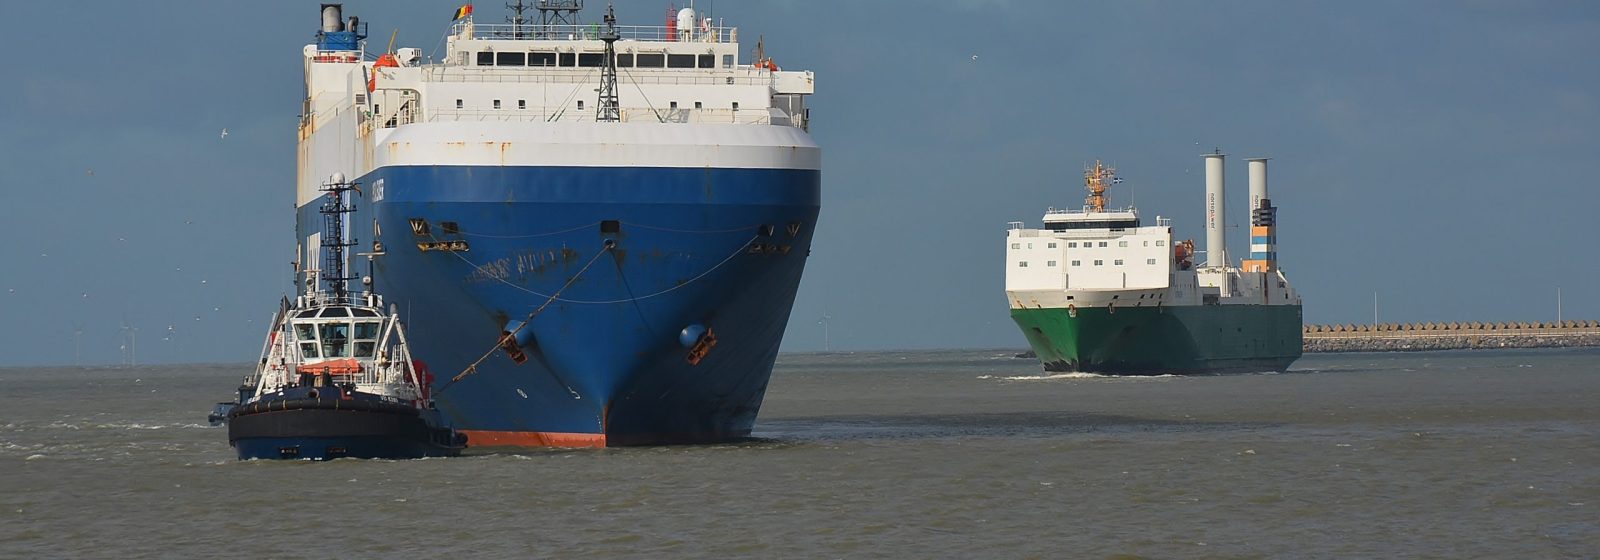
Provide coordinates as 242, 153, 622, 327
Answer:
976, 373, 1181, 381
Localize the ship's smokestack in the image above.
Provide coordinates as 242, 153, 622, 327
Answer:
1203, 152, 1227, 268
321, 4, 344, 33
1243, 158, 1277, 273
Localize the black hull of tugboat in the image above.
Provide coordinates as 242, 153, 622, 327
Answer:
228, 398, 465, 460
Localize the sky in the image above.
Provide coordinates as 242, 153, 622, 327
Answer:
1, 1, 1598, 366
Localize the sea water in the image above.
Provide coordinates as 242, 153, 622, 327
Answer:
2, 349, 1596, 558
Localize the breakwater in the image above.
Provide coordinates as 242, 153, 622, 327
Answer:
1303, 321, 1600, 353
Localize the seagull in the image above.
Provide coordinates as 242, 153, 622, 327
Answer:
220, 128, 228, 140
7, 288, 13, 294
971, 54, 978, 61
85, 169, 94, 176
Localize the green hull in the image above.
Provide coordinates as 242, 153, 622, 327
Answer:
1011, 304, 1303, 375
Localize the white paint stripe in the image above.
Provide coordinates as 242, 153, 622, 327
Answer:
372, 121, 820, 170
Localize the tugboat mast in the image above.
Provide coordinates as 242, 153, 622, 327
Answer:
318, 174, 360, 301
596, 4, 620, 122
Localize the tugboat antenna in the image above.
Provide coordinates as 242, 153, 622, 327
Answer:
596, 4, 620, 122
318, 174, 360, 301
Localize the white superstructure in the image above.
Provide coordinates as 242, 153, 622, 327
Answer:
294, 4, 818, 207
1005, 159, 1300, 312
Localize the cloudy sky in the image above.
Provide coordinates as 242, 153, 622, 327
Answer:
1, 1, 1596, 365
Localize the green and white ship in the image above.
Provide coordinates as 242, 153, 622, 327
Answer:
1005, 154, 1302, 374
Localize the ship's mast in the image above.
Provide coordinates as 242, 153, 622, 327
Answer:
536, 0, 583, 38
596, 4, 620, 122
507, 0, 533, 39
318, 175, 360, 301
1084, 161, 1117, 212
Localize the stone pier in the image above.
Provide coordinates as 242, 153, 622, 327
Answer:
1303, 321, 1600, 352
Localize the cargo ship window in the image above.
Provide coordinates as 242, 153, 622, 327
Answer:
1018, 261, 1028, 267
731, 102, 739, 110
497, 52, 526, 66
1010, 243, 1020, 249
1119, 241, 1128, 247
667, 54, 696, 68
670, 101, 678, 109
1114, 259, 1124, 265
518, 100, 526, 109
1071, 260, 1081, 266
1094, 260, 1104, 266
1068, 242, 1077, 248
529, 52, 557, 66
558, 52, 576, 66
1156, 240, 1166, 246
493, 99, 502, 109
697, 54, 714, 68
1047, 243, 1057, 248
456, 99, 463, 109
694, 101, 703, 109
1043, 219, 1141, 231
636, 53, 665, 68
1147, 258, 1157, 265
476, 51, 495, 66
722, 54, 734, 67
578, 53, 604, 67
1098, 242, 1108, 247
616, 54, 633, 67
1047, 261, 1057, 267
578, 100, 584, 110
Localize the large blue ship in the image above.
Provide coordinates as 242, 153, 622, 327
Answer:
293, 4, 819, 446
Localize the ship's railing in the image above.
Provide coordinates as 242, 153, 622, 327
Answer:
452, 21, 737, 44
419, 107, 775, 126
416, 66, 774, 87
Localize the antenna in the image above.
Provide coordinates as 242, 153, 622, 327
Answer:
507, 0, 533, 39
1083, 160, 1116, 212
596, 4, 620, 122
318, 174, 361, 301
536, 0, 583, 38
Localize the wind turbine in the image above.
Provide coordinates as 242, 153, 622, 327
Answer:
818, 311, 832, 352
72, 323, 84, 366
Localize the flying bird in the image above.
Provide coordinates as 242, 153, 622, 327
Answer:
85, 169, 94, 176
220, 128, 229, 139
971, 54, 978, 61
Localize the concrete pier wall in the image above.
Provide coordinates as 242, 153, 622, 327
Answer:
1303, 321, 1600, 353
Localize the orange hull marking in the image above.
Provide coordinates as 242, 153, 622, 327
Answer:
460, 430, 607, 448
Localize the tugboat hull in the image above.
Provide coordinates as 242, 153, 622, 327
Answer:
229, 401, 464, 460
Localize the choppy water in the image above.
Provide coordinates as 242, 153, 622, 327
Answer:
1, 349, 1597, 558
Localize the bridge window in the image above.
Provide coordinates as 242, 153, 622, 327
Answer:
558, 52, 575, 66
722, 54, 734, 68
476, 51, 494, 66
616, 54, 633, 67
667, 54, 695, 68
529, 52, 557, 66
497, 52, 526, 66
636, 53, 665, 67
300, 342, 320, 359
697, 54, 714, 68
319, 323, 350, 358
578, 53, 604, 67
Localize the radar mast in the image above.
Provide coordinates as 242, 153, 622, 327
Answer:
597, 4, 620, 122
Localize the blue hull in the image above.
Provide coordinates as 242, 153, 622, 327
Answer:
298, 165, 820, 446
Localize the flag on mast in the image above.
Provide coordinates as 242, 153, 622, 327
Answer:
452, 4, 473, 21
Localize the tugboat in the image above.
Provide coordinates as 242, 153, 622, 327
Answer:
227, 174, 466, 460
